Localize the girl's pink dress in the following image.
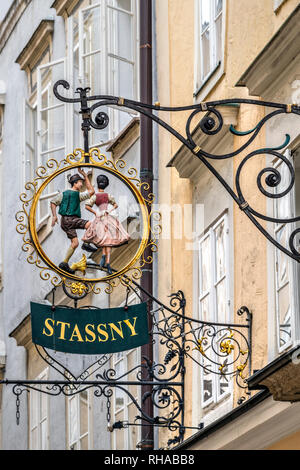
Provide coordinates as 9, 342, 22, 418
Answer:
82, 192, 130, 247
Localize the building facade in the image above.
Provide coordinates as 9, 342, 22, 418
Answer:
0, 0, 145, 450
154, 0, 300, 450
1, 0, 300, 451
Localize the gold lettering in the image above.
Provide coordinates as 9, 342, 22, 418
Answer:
97, 324, 109, 342
85, 324, 96, 342
123, 317, 138, 337
56, 321, 70, 340
42, 318, 54, 337
69, 324, 84, 342
109, 321, 124, 341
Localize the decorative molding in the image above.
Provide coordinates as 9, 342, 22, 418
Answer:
0, 0, 32, 53
9, 314, 32, 350
236, 4, 300, 96
106, 117, 140, 159
51, 0, 82, 18
247, 346, 300, 402
167, 104, 239, 179
15, 19, 54, 71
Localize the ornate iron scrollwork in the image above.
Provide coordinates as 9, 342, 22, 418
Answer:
53, 80, 300, 263
2, 286, 252, 449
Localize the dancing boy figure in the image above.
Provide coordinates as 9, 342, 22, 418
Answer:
50, 168, 96, 274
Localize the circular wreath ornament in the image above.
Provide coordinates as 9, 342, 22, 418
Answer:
16, 148, 159, 294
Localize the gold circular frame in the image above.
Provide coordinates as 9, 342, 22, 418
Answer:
16, 147, 160, 294
28, 161, 150, 283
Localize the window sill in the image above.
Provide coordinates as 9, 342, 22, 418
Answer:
202, 393, 233, 428
194, 61, 222, 99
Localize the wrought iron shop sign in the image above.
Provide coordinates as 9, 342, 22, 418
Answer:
16, 148, 159, 297
31, 302, 149, 354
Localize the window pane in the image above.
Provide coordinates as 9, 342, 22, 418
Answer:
278, 283, 291, 348
200, 295, 210, 322
215, 220, 225, 280
41, 420, 48, 450
218, 373, 229, 398
200, 236, 211, 294
80, 391, 89, 436
202, 364, 213, 405
108, 8, 133, 61
216, 278, 226, 324
201, 0, 210, 32
200, 0, 211, 78
115, 388, 125, 411
215, 12, 222, 64
31, 392, 38, 428
276, 227, 289, 287
41, 392, 48, 420
127, 349, 138, 398
83, 6, 101, 54
108, 0, 132, 10
69, 396, 78, 446
115, 358, 125, 410
117, 0, 131, 11
201, 29, 211, 79
275, 163, 291, 221
83, 53, 101, 91
215, 0, 223, 15
108, 58, 134, 98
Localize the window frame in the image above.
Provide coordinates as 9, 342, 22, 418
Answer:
198, 212, 232, 408
194, 0, 226, 100
36, 57, 67, 226
67, 388, 93, 450
67, 0, 139, 146
272, 153, 297, 353
29, 368, 50, 450
111, 293, 141, 450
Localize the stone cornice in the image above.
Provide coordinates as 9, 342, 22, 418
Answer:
9, 314, 32, 349
106, 117, 140, 159
166, 105, 239, 180
51, 0, 82, 18
15, 19, 54, 71
236, 4, 300, 96
247, 345, 300, 402
0, 0, 32, 54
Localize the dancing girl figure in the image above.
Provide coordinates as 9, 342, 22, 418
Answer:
82, 174, 130, 274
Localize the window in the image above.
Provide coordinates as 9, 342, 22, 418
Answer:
68, 389, 92, 450
198, 214, 231, 407
195, 0, 224, 94
29, 369, 49, 450
68, 0, 138, 146
35, 58, 67, 226
19, 21, 65, 227
30, 47, 51, 94
111, 348, 140, 449
273, 154, 295, 352
110, 294, 140, 449
23, 100, 37, 185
